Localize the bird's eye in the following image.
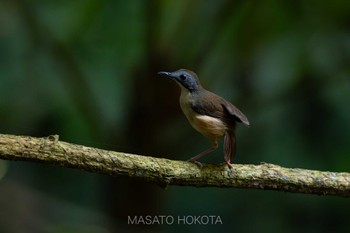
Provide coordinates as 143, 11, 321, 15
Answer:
180, 74, 187, 80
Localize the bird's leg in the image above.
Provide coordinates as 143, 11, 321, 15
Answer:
224, 131, 236, 169
188, 140, 218, 167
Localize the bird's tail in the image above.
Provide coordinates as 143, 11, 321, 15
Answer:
224, 130, 236, 163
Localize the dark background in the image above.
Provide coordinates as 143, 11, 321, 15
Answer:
1, 0, 350, 232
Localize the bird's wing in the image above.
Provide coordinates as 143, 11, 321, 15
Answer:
221, 100, 250, 126
191, 91, 250, 126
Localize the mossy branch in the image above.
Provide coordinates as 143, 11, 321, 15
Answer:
0, 133, 349, 197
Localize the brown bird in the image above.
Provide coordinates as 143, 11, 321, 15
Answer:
158, 69, 249, 169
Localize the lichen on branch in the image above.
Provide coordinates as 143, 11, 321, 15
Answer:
0, 134, 349, 197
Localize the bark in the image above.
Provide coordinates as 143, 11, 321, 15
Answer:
0, 133, 349, 197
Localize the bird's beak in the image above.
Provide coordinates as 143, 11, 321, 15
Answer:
158, 71, 174, 78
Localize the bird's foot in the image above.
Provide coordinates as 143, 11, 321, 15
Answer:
225, 160, 233, 170
188, 159, 203, 168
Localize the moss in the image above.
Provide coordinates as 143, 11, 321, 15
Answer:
1, 133, 350, 197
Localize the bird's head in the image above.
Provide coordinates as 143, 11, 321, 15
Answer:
158, 69, 202, 92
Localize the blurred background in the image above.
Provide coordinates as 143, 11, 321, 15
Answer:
1, 0, 350, 232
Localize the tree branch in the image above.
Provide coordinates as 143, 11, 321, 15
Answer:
0, 133, 349, 197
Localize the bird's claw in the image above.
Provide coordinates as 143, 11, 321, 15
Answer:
226, 161, 233, 170
188, 159, 203, 168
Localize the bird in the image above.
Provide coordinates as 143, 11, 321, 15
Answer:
158, 69, 249, 169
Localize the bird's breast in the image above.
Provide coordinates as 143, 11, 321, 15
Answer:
179, 89, 227, 139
